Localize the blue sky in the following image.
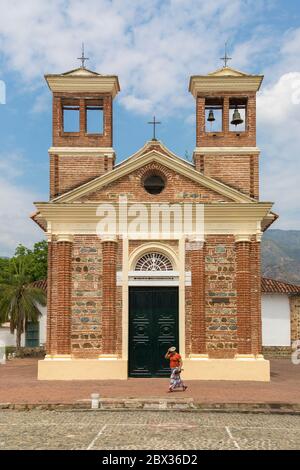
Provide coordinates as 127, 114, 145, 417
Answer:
0, 0, 300, 255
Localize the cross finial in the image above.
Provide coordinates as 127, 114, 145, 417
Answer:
220, 41, 232, 68
77, 43, 89, 69
148, 116, 161, 141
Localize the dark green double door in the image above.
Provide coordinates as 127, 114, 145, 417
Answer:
129, 287, 179, 377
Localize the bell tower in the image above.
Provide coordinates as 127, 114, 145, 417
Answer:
189, 66, 263, 199
45, 66, 120, 198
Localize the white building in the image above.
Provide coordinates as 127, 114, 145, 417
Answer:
261, 277, 300, 356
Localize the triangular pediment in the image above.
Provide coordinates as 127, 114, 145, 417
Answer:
61, 67, 101, 77
52, 145, 255, 204
115, 140, 193, 168
208, 66, 250, 77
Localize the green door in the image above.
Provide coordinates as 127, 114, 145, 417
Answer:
25, 322, 39, 347
129, 287, 179, 377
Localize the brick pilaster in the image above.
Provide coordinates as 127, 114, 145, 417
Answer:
56, 239, 73, 355
250, 241, 262, 354
191, 244, 206, 354
101, 238, 118, 354
236, 239, 252, 354
47, 240, 58, 355
46, 241, 52, 354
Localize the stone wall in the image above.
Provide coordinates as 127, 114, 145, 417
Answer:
71, 236, 103, 357
204, 236, 237, 358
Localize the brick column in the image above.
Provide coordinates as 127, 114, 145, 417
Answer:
250, 240, 262, 354
191, 244, 206, 354
56, 235, 73, 355
101, 237, 118, 354
46, 239, 53, 354
223, 96, 229, 133
235, 237, 252, 354
196, 96, 205, 147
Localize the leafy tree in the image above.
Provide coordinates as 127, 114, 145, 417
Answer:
0, 257, 46, 349
14, 240, 48, 282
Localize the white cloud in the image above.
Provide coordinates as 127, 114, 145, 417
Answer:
0, 0, 273, 116
0, 178, 43, 256
0, 153, 44, 256
257, 73, 300, 229
0, 0, 299, 232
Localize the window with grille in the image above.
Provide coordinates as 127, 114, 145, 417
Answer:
135, 252, 173, 271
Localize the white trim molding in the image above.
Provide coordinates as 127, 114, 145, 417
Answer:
49, 147, 115, 157
56, 234, 74, 243
194, 147, 260, 155
234, 234, 252, 243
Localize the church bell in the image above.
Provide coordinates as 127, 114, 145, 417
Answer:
231, 107, 244, 126
207, 109, 215, 122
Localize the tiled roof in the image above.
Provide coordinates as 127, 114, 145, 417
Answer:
261, 277, 300, 294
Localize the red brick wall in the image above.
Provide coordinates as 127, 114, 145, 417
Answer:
49, 91, 114, 198
101, 240, 118, 355
190, 245, 206, 354
80, 162, 232, 203
194, 153, 259, 199
236, 241, 252, 354
47, 239, 72, 355
46, 240, 72, 355
196, 92, 256, 148
52, 92, 112, 147
50, 153, 114, 198
46, 241, 55, 354
250, 241, 262, 354
194, 91, 259, 198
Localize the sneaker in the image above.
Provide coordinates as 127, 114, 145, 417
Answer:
182, 385, 188, 392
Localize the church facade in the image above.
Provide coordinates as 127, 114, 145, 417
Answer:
33, 64, 276, 381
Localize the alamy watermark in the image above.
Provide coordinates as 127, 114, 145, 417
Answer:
291, 340, 300, 365
0, 80, 6, 104
0, 340, 6, 365
95, 196, 205, 241
292, 79, 300, 105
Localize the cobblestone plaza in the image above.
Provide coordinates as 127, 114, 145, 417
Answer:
0, 410, 299, 450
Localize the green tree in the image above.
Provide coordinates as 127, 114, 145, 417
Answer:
14, 240, 48, 282
0, 257, 46, 349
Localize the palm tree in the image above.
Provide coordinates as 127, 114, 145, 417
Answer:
0, 257, 46, 350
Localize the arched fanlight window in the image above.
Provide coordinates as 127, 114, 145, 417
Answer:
135, 252, 173, 271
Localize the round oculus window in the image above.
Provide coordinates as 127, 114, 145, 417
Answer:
143, 173, 165, 195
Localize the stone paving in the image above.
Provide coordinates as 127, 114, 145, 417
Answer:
0, 410, 300, 450
0, 359, 300, 404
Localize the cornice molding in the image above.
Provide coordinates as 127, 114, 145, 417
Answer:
100, 235, 118, 243
48, 147, 115, 157
45, 74, 120, 98
234, 234, 252, 243
189, 75, 263, 97
33, 201, 274, 238
194, 147, 260, 156
56, 233, 74, 243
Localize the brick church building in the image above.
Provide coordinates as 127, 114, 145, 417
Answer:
33, 63, 276, 381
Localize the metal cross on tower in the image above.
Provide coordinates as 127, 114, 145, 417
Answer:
148, 116, 161, 141
77, 43, 89, 69
220, 41, 232, 68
